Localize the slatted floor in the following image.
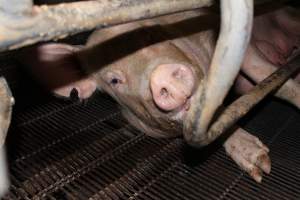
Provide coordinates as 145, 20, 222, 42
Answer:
1, 79, 299, 199
1, 1, 299, 198
0, 27, 299, 198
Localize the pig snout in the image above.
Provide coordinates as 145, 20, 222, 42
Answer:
150, 64, 195, 111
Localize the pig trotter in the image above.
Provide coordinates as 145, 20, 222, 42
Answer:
0, 77, 14, 147
224, 128, 271, 183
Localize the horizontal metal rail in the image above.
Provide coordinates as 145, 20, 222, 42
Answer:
0, 0, 289, 52
0, 0, 213, 52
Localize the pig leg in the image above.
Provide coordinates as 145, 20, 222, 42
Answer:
206, 56, 300, 146
211, 55, 300, 181
0, 77, 13, 196
200, 57, 299, 183
233, 75, 254, 95
18, 43, 97, 100
0, 77, 14, 146
224, 128, 270, 183
242, 45, 300, 109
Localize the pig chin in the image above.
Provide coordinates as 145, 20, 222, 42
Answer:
121, 107, 181, 138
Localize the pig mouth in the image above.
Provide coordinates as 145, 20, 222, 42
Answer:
150, 63, 196, 116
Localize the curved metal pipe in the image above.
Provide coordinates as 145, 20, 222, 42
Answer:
184, 0, 254, 147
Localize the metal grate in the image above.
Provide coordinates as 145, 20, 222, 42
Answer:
0, 84, 299, 200
0, 49, 299, 200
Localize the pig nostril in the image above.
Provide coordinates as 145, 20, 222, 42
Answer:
160, 88, 169, 98
172, 69, 183, 79
151, 63, 195, 111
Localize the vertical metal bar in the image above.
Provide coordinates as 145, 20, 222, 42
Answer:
0, 147, 9, 198
184, 0, 254, 147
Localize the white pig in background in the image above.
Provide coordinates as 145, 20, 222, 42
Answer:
19, 7, 300, 182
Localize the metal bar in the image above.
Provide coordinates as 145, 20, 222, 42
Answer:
184, 0, 254, 147
205, 55, 300, 146
0, 147, 9, 198
0, 0, 213, 52
0, 0, 33, 14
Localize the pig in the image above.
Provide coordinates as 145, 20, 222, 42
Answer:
18, 7, 300, 183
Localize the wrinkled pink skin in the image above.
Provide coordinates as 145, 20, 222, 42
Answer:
20, 7, 300, 182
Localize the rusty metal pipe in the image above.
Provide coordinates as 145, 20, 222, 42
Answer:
0, 0, 213, 51
205, 55, 300, 145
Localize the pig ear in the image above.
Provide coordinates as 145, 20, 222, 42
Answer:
18, 43, 97, 100
184, 0, 254, 146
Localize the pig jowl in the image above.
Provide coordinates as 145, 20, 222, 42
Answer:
19, 7, 300, 182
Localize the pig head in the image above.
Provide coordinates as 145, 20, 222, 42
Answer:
77, 0, 254, 143
19, 0, 254, 145
77, 17, 211, 138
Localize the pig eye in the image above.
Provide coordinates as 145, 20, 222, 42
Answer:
104, 71, 125, 88
110, 77, 121, 85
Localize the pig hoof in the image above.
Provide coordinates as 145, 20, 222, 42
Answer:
224, 128, 271, 183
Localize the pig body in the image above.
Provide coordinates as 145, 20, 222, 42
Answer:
19, 7, 300, 182
77, 7, 300, 136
